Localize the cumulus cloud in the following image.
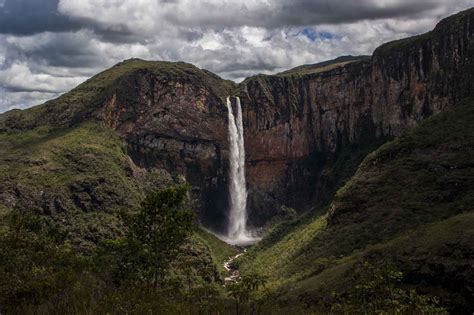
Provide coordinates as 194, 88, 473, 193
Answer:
0, 62, 87, 93
0, 89, 59, 111
0, 0, 473, 112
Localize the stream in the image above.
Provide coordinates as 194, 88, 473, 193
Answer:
223, 249, 246, 284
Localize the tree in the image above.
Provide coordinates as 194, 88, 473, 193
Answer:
0, 210, 88, 313
330, 259, 448, 314
118, 184, 195, 290
227, 273, 267, 315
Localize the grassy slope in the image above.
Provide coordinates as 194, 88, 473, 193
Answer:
0, 59, 235, 130
277, 55, 369, 77
0, 58, 237, 248
0, 122, 235, 285
239, 98, 474, 309
195, 228, 239, 275
289, 212, 474, 307
0, 122, 150, 251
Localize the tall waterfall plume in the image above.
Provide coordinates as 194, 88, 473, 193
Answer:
225, 96, 259, 245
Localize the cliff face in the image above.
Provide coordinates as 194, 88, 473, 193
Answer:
239, 9, 474, 224
92, 64, 235, 231
0, 60, 235, 233
1, 9, 473, 232
238, 98, 474, 313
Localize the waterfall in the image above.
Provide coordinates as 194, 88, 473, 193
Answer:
225, 97, 259, 245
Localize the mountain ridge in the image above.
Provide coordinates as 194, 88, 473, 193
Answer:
1, 7, 473, 231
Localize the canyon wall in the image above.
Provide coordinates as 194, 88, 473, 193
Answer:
92, 66, 234, 231
98, 10, 473, 228
4, 10, 471, 231
239, 10, 474, 224
104, 10, 474, 228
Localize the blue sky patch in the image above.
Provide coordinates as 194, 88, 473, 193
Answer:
299, 27, 334, 41
302, 27, 318, 41
319, 31, 333, 40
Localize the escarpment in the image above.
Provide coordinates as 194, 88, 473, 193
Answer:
91, 62, 236, 232
238, 9, 474, 224
0, 9, 473, 232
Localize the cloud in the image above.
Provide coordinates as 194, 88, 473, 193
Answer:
0, 62, 88, 93
0, 0, 473, 112
161, 0, 443, 29
53, 0, 445, 36
0, 0, 81, 35
0, 89, 59, 111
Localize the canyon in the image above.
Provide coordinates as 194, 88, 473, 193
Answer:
113, 8, 474, 230
0, 8, 473, 236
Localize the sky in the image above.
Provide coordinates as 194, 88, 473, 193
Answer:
0, 0, 473, 113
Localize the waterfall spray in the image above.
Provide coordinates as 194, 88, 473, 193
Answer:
226, 96, 259, 245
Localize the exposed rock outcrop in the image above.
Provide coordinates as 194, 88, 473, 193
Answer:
92, 64, 235, 231
238, 9, 474, 224
1, 9, 473, 231
79, 8, 474, 228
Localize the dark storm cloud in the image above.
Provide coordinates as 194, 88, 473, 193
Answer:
2, 84, 59, 93
164, 0, 442, 29
5, 32, 106, 69
276, 0, 441, 26
0, 0, 81, 35
0, 0, 444, 41
0, 0, 137, 43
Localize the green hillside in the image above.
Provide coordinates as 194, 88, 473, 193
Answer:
0, 58, 237, 251
0, 59, 234, 131
0, 122, 151, 251
277, 55, 370, 77
238, 98, 474, 312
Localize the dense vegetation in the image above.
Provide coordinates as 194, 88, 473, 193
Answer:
0, 185, 244, 314
238, 98, 474, 313
1, 185, 449, 314
0, 122, 153, 251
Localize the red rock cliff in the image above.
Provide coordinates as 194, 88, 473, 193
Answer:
5, 10, 471, 231
239, 9, 474, 224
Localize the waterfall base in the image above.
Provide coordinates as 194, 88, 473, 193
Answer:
204, 227, 261, 247
222, 232, 261, 246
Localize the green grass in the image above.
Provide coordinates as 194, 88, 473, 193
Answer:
281, 212, 474, 309
194, 228, 239, 275
239, 213, 329, 290
0, 59, 235, 131
238, 98, 474, 311
0, 122, 156, 251
277, 55, 369, 77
